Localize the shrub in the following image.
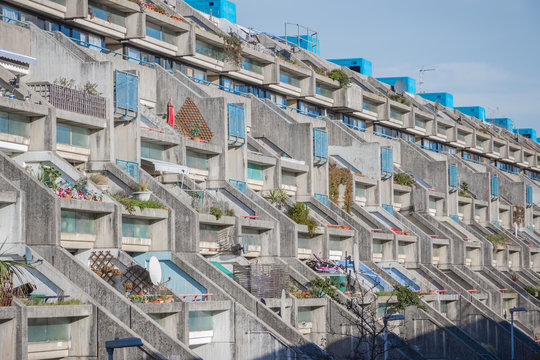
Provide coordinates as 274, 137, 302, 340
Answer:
90, 173, 108, 185
288, 202, 317, 237
485, 234, 507, 251
388, 93, 407, 104
209, 207, 222, 220
328, 69, 351, 88
394, 173, 416, 187
308, 277, 340, 301
393, 285, 426, 312
263, 188, 289, 209
329, 165, 353, 213
112, 193, 166, 215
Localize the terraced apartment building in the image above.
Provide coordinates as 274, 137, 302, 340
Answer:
0, 0, 539, 359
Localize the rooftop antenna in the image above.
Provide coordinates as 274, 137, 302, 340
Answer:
418, 66, 435, 93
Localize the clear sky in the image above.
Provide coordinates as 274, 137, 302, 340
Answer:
233, 0, 540, 131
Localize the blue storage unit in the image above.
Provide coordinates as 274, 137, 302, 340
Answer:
526, 185, 533, 207
327, 58, 372, 76
380, 147, 393, 179
132, 252, 208, 299
419, 92, 453, 108
486, 118, 513, 131
313, 128, 328, 165
491, 175, 499, 200
376, 77, 416, 94
515, 128, 537, 140
279, 35, 320, 55
455, 106, 485, 121
448, 164, 458, 193
185, 0, 236, 24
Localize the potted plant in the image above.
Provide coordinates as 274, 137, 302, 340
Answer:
90, 173, 109, 192
189, 123, 202, 141
133, 180, 152, 201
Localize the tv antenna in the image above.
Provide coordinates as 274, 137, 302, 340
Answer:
418, 66, 435, 93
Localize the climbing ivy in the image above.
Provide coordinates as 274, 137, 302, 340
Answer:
329, 165, 353, 213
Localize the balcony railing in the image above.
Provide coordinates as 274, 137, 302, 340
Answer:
382, 204, 394, 215
116, 159, 140, 182
314, 193, 329, 206
29, 83, 106, 119
229, 179, 247, 194
0, 14, 28, 28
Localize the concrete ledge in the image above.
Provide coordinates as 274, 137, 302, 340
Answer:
0, 190, 18, 203
187, 300, 231, 312
25, 304, 93, 318
59, 197, 115, 213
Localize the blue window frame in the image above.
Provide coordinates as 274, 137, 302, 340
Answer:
343, 115, 366, 131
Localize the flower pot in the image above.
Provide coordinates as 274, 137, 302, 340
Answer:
191, 136, 201, 142
133, 191, 152, 201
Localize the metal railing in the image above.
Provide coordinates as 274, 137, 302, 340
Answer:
29, 83, 106, 118
0, 14, 28, 28
116, 159, 140, 182
185, 75, 250, 97
229, 179, 247, 194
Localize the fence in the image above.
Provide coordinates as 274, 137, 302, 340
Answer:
313, 128, 328, 165
177, 188, 231, 214
114, 70, 138, 120
29, 83, 106, 118
233, 264, 289, 298
116, 159, 140, 182
227, 104, 246, 146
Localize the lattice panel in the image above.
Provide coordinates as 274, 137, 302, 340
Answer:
174, 97, 214, 141
123, 265, 155, 296
89, 250, 116, 286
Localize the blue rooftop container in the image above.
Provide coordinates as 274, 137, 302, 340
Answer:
279, 35, 320, 55
455, 106, 485, 121
376, 77, 416, 94
327, 58, 372, 76
514, 128, 537, 140
419, 92, 454, 108
185, 0, 236, 24
486, 118, 513, 131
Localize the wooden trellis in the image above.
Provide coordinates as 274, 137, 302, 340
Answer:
89, 250, 116, 285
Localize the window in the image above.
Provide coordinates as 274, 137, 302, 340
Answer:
195, 40, 224, 61
457, 131, 467, 142
414, 117, 427, 129
282, 171, 296, 186
372, 240, 383, 253
363, 100, 378, 113
429, 197, 436, 210
60, 211, 95, 234
146, 22, 175, 43
298, 308, 312, 323
279, 70, 301, 88
316, 84, 333, 98
242, 57, 263, 75
189, 311, 213, 332
474, 207, 480, 217
28, 318, 69, 343
355, 184, 367, 198
88, 1, 125, 26
437, 124, 447, 136
398, 242, 406, 255
0, 111, 29, 137
141, 141, 164, 160
56, 124, 89, 148
343, 115, 366, 131
247, 163, 263, 180
186, 150, 208, 170
389, 108, 404, 122
297, 234, 311, 249
122, 218, 150, 238
329, 236, 342, 251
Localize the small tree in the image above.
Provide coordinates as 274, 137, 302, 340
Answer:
0, 242, 33, 306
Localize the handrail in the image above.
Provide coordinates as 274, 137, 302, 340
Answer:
185, 75, 250, 97
0, 15, 28, 28
62, 35, 156, 68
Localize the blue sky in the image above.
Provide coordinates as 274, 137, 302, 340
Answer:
234, 0, 540, 130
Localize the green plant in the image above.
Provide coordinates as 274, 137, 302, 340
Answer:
479, 128, 489, 134
73, 177, 88, 193
224, 208, 235, 217
90, 173, 108, 185
328, 69, 351, 88
314, 68, 327, 76
137, 181, 150, 192
388, 93, 407, 104
393, 172, 416, 187
525, 285, 538, 298
485, 234, 507, 251
221, 31, 242, 66
392, 285, 426, 312
0, 241, 34, 306
81, 81, 101, 96
288, 202, 317, 237
112, 193, 166, 215
209, 207, 223, 220
54, 77, 75, 89
308, 277, 340, 301
189, 124, 202, 138
329, 165, 353, 213
153, 5, 166, 13
38, 163, 61, 190
263, 188, 289, 209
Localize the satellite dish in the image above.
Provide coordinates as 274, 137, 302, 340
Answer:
393, 80, 407, 95
148, 256, 162, 286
